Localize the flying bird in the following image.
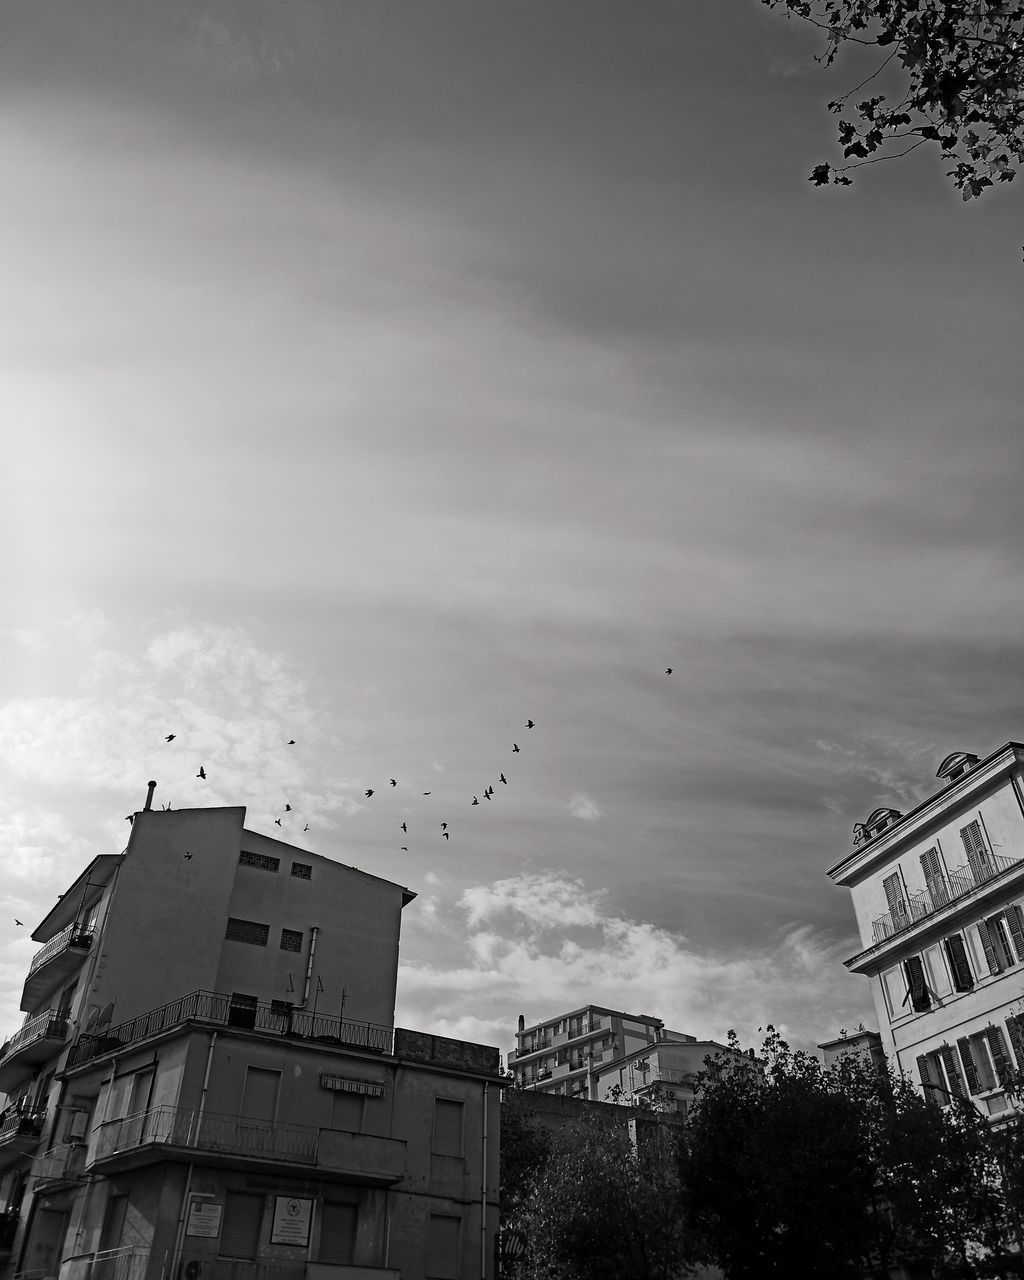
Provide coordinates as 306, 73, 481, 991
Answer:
401, 846, 408, 852
165, 734, 176, 742
499, 773, 507, 785
125, 815, 134, 824
14, 919, 23, 927
422, 791, 431, 796
197, 766, 206, 779
184, 852, 193, 861
274, 818, 282, 827
443, 832, 450, 840
287, 739, 296, 745
441, 822, 447, 831
303, 824, 309, 832
526, 720, 535, 729
401, 822, 408, 833
390, 779, 397, 788
285, 804, 291, 812
665, 667, 673, 675
512, 743, 520, 754
365, 789, 374, 798
472, 796, 479, 806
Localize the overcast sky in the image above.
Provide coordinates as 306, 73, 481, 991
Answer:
2, 0, 1022, 1060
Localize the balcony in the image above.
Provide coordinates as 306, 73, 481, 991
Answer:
91, 1105, 407, 1184
869, 853, 1023, 946
0, 1106, 45, 1168
0, 1009, 69, 1093
33, 1141, 87, 1188
21, 924, 94, 1012
67, 991, 393, 1071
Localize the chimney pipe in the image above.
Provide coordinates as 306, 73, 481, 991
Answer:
144, 781, 157, 811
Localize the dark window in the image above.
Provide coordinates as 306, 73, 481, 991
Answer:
432, 1098, 464, 1156
318, 1202, 357, 1265
225, 918, 269, 947
291, 863, 312, 880
220, 1192, 263, 1259
239, 851, 280, 872
903, 956, 930, 1012
943, 934, 974, 992
280, 929, 303, 952
1006, 1014, 1024, 1069
228, 993, 258, 1029
427, 1214, 461, 1279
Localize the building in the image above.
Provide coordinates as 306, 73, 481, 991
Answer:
828, 742, 1024, 1117
507, 1006, 665, 1101
817, 1028, 887, 1072
0, 790, 502, 1280
591, 1034, 736, 1117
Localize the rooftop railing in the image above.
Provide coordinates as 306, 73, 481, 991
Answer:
870, 852, 1022, 946
67, 990, 393, 1070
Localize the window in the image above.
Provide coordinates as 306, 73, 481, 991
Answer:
977, 908, 1024, 974
883, 872, 909, 928
960, 820, 994, 882
239, 851, 280, 873
903, 955, 930, 1012
432, 1098, 464, 1157
330, 1091, 364, 1133
228, 993, 258, 1029
1006, 1014, 1024, 1068
241, 1067, 280, 1122
291, 863, 312, 880
427, 1214, 461, 1279
917, 1044, 966, 1105
220, 1192, 263, 1259
280, 928, 303, 952
225, 918, 269, 947
957, 1027, 1013, 1095
920, 847, 949, 908
318, 1202, 357, 1265
943, 934, 974, 992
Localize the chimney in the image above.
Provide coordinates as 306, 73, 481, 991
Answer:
517, 1014, 525, 1034
144, 781, 157, 811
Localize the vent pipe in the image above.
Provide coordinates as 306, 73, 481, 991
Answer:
144, 781, 157, 811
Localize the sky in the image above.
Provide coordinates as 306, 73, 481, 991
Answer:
2, 0, 1023, 1062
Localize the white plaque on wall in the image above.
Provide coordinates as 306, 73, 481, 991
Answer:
271, 1196, 313, 1247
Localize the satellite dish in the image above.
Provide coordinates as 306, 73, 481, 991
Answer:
95, 1003, 115, 1032
84, 1007, 101, 1032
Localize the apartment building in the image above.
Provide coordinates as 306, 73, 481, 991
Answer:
507, 1006, 667, 1102
592, 1034, 736, 1117
0, 792, 501, 1280
828, 742, 1024, 1117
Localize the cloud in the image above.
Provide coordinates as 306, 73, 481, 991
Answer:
568, 790, 603, 822
397, 872, 873, 1057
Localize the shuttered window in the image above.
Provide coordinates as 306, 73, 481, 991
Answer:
943, 935, 974, 992
976, 919, 1005, 976
920, 847, 948, 907
960, 820, 993, 881
938, 1045, 966, 1098
220, 1192, 263, 1259
1006, 1015, 1024, 1069
427, 1214, 461, 1279
917, 1055, 945, 1107
903, 956, 930, 1012
432, 1098, 464, 1156
1006, 905, 1024, 963
318, 1202, 357, 1265
957, 1037, 982, 1095
985, 1025, 1013, 1088
883, 872, 908, 926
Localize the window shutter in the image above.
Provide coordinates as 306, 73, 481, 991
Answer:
1006, 1015, 1024, 1070
920, 848, 948, 907
318, 1203, 357, 1265
221, 1192, 263, 1259
976, 919, 1003, 975
960, 820, 992, 881
938, 1044, 966, 1098
943, 935, 974, 992
985, 1025, 1013, 1088
1005, 905, 1024, 964
903, 956, 930, 1011
957, 1037, 982, 1095
883, 872, 908, 925
427, 1214, 461, 1280
917, 1055, 945, 1106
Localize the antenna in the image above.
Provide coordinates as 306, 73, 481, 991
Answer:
95, 1002, 115, 1032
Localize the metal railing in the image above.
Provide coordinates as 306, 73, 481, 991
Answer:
33, 1142, 87, 1187
93, 1105, 319, 1166
870, 852, 1022, 945
0, 1010, 69, 1062
0, 1107, 44, 1141
67, 990, 393, 1069
26, 923, 94, 978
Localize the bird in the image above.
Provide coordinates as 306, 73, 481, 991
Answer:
125, 814, 134, 824
443, 832, 450, 840
512, 743, 520, 754
165, 734, 176, 742
287, 739, 296, 745
441, 822, 447, 831
284, 804, 292, 812
390, 778, 397, 788
365, 789, 374, 798
665, 667, 673, 675
499, 773, 507, 785
483, 791, 491, 801
274, 818, 282, 827
422, 791, 431, 796
472, 796, 479, 806
303, 824, 309, 832
401, 846, 408, 852
526, 720, 535, 729
401, 822, 408, 833
197, 766, 206, 779
184, 852, 193, 861
14, 919, 23, 927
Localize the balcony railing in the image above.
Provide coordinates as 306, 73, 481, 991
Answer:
94, 1105, 319, 1167
33, 1142, 87, 1187
79, 1249, 306, 1280
1, 1009, 70, 1061
870, 852, 1022, 945
26, 924, 94, 980
0, 1107, 44, 1143
67, 990, 393, 1070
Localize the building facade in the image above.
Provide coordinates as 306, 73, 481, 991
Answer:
0, 795, 501, 1280
828, 742, 1024, 1116
506, 1006, 665, 1101
591, 1034, 734, 1117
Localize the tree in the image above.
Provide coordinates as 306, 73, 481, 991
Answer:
683, 1027, 1006, 1279
505, 1109, 693, 1280
763, 0, 1024, 199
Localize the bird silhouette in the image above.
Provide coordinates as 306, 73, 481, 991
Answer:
526, 720, 535, 729
483, 791, 491, 800
165, 734, 176, 742
197, 766, 206, 779
499, 773, 507, 785
287, 739, 296, 745
303, 824, 310, 832
365, 789, 374, 798
472, 796, 479, 806
401, 822, 408, 833
125, 814, 134, 824
443, 831, 450, 840
274, 818, 282, 827
512, 743, 520, 754
422, 791, 432, 796
441, 822, 447, 831
184, 852, 193, 861
14, 919, 23, 927
401, 846, 408, 852
285, 804, 292, 812
390, 779, 397, 788
665, 667, 673, 675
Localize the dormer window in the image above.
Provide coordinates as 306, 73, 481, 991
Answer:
935, 751, 980, 785
862, 807, 903, 841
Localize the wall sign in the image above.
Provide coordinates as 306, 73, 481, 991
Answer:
185, 1202, 223, 1238
271, 1196, 313, 1246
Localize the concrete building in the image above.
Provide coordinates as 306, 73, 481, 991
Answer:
592, 1034, 735, 1117
506, 1006, 665, 1101
0, 792, 501, 1280
828, 742, 1024, 1117
817, 1028, 887, 1072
